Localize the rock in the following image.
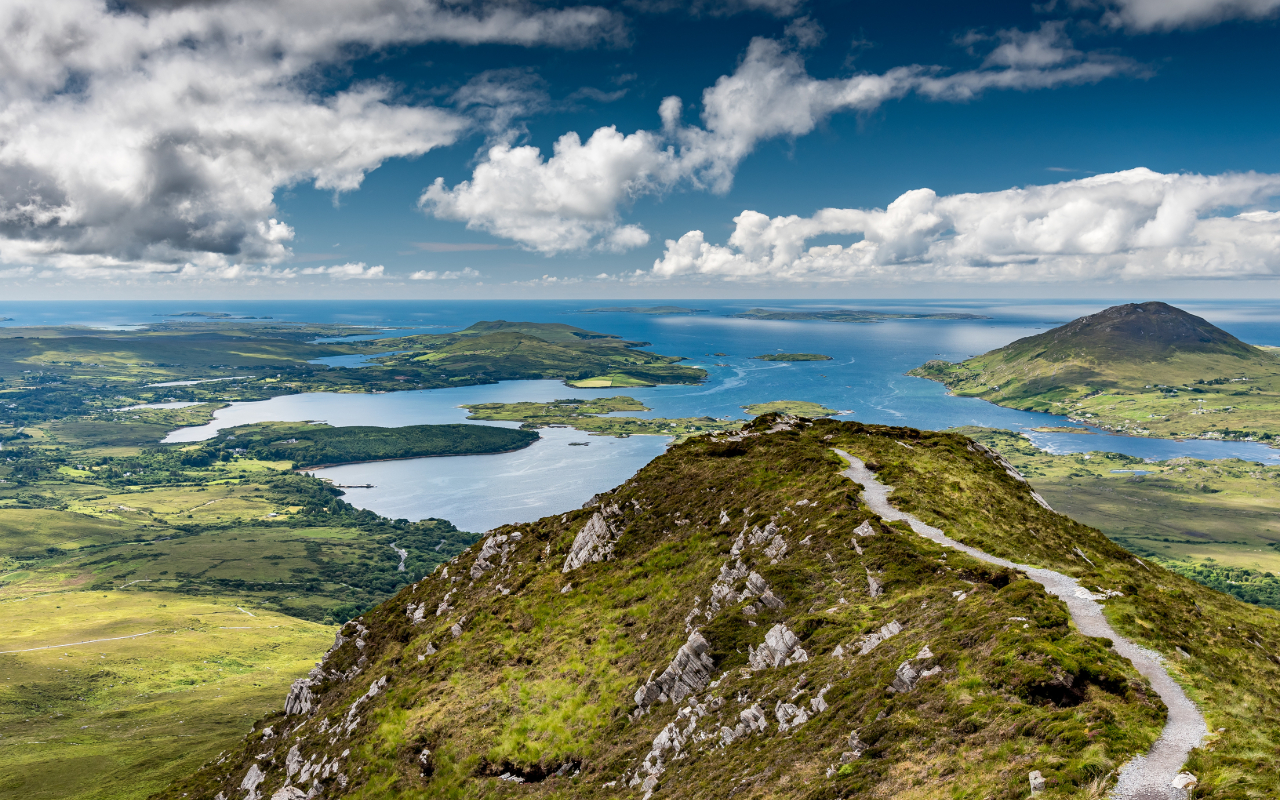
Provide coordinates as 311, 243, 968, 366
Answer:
846, 729, 865, 759
799, 534, 812, 545
889, 661, 920, 693
1028, 770, 1046, 795
719, 510, 730, 525
775, 701, 809, 732
562, 512, 620, 572
284, 676, 316, 716
436, 589, 455, 617
832, 644, 845, 660
809, 684, 831, 713
240, 764, 266, 800
285, 745, 303, 778
748, 624, 809, 670
634, 631, 716, 708
867, 571, 883, 598
1171, 773, 1198, 797
915, 645, 933, 660
853, 520, 876, 538
470, 534, 511, 579
270, 786, 306, 800
423, 641, 437, 655
858, 620, 902, 655
451, 617, 465, 638
746, 571, 785, 609
739, 703, 768, 733
919, 665, 942, 680
560, 583, 572, 594
763, 535, 788, 562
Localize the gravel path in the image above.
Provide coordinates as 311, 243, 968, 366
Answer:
834, 450, 1206, 800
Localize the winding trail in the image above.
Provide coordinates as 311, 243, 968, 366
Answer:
833, 450, 1205, 800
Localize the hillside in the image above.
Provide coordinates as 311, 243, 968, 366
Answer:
166, 415, 1280, 800
910, 302, 1280, 441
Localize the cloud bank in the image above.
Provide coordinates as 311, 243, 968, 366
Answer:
0, 0, 623, 277
651, 168, 1280, 282
422, 25, 1140, 254
1104, 0, 1280, 30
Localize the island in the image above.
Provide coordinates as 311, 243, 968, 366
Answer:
0, 317, 12, 322
462, 396, 741, 441
207, 421, 539, 468
741, 400, 838, 416
910, 301, 1280, 441
731, 308, 990, 323
576, 306, 709, 315
752, 353, 832, 361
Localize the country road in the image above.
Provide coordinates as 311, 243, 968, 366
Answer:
833, 450, 1206, 800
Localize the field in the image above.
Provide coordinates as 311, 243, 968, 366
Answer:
0, 591, 331, 800
741, 400, 838, 416
954, 427, 1280, 608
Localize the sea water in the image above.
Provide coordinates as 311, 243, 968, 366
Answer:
5, 299, 1280, 531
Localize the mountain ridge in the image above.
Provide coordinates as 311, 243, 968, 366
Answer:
164, 416, 1280, 800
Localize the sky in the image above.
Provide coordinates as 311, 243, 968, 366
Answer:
1, 0, 1279, 300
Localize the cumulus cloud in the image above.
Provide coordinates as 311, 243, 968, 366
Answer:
0, 0, 624, 277
1103, 0, 1280, 30
300, 263, 386, 280
651, 168, 1280, 282
410, 267, 481, 280
422, 28, 1139, 253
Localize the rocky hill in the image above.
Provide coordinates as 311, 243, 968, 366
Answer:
163, 415, 1280, 800
910, 302, 1280, 440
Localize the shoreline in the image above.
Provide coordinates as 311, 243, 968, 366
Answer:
294, 441, 541, 471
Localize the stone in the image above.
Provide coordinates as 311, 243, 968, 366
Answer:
763, 535, 788, 562
634, 631, 716, 708
858, 620, 902, 655
719, 510, 730, 525
775, 701, 809, 732
809, 684, 831, 714
560, 583, 572, 594
423, 641, 437, 655
1171, 773, 1198, 795
470, 534, 511, 579
889, 661, 920, 693
436, 589, 455, 617
284, 676, 316, 716
867, 571, 883, 598
739, 703, 769, 733
832, 644, 845, 660
562, 512, 619, 572
748, 624, 808, 670
915, 645, 933, 660
853, 520, 876, 537
240, 764, 266, 800
285, 745, 303, 778
1028, 770, 1046, 794
270, 786, 306, 800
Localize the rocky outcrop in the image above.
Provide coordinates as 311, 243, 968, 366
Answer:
563, 512, 621, 572
634, 632, 715, 709
858, 620, 902, 655
471, 532, 520, 579
748, 624, 809, 670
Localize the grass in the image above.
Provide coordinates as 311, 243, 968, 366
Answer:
463, 395, 743, 441
169, 415, 1280, 800
741, 401, 838, 416
0, 591, 332, 800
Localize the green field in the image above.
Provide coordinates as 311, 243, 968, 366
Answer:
740, 400, 838, 416
953, 427, 1280, 608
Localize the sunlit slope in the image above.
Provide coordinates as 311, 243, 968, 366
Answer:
911, 302, 1280, 440
167, 416, 1280, 800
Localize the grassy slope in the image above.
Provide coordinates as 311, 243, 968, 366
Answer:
0, 592, 330, 800
949, 427, 1280, 608
167, 417, 1280, 800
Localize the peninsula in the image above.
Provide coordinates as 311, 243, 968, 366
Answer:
752, 353, 832, 361
910, 302, 1280, 442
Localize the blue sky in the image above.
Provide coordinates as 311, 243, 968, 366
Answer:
2, 0, 1279, 298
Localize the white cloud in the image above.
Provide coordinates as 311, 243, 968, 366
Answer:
301, 262, 386, 280
0, 0, 624, 277
1103, 0, 1280, 30
651, 168, 1280, 282
410, 268, 481, 280
422, 29, 1139, 253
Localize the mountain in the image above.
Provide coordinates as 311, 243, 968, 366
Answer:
910, 302, 1280, 440
165, 415, 1280, 800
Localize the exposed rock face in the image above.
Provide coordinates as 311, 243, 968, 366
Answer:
859, 620, 902, 655
634, 632, 715, 708
889, 661, 920, 693
774, 701, 809, 732
563, 512, 621, 572
748, 624, 809, 670
1029, 770, 1046, 795
853, 520, 876, 538
239, 764, 266, 800
471, 532, 520, 579
866, 570, 883, 598
269, 785, 306, 800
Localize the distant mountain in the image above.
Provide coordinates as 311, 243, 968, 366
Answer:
910, 302, 1280, 440
732, 308, 989, 323
166, 415, 1280, 800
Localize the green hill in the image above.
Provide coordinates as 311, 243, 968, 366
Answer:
909, 302, 1280, 441
166, 415, 1280, 800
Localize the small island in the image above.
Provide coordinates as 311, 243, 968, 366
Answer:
741, 400, 838, 416
752, 353, 832, 362
0, 317, 12, 322
463, 396, 741, 441
576, 306, 709, 315
732, 308, 989, 323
